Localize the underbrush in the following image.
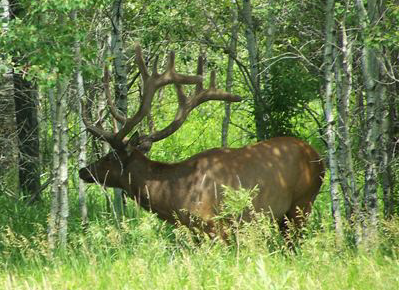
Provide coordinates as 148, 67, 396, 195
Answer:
0, 190, 398, 289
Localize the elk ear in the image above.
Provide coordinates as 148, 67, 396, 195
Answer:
128, 131, 140, 147
125, 131, 140, 156
137, 140, 152, 154
126, 131, 152, 155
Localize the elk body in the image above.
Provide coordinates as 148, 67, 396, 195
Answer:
79, 137, 324, 231
80, 45, 324, 234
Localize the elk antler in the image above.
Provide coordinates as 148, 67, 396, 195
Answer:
139, 56, 241, 145
82, 44, 241, 151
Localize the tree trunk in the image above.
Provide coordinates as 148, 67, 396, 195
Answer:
58, 80, 69, 247
72, 9, 88, 228
110, 0, 127, 220
379, 53, 393, 218
241, 0, 268, 141
0, 0, 19, 195
0, 71, 18, 192
334, 16, 359, 223
48, 88, 60, 252
356, 0, 385, 242
379, 46, 394, 218
48, 79, 69, 251
334, 42, 350, 217
222, 2, 238, 147
386, 79, 397, 216
111, 0, 128, 112
13, 72, 41, 201
323, 0, 343, 238
8, 0, 41, 202
77, 64, 88, 229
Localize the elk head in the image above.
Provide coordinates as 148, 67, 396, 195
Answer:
78, 146, 130, 187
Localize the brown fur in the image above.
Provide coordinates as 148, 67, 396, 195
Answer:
79, 137, 324, 233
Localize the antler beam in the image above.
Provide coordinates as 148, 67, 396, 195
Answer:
139, 55, 241, 144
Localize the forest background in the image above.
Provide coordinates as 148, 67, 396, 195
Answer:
0, 0, 399, 289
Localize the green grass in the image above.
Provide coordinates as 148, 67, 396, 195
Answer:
0, 192, 398, 290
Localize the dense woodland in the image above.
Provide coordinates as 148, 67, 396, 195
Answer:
0, 0, 399, 289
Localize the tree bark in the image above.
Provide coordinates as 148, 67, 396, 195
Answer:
57, 80, 69, 247
323, 0, 343, 238
334, 14, 359, 223
241, 0, 268, 141
48, 88, 60, 252
111, 0, 128, 113
110, 0, 127, 219
48, 79, 69, 251
379, 54, 393, 219
9, 0, 41, 201
77, 63, 88, 228
72, 9, 88, 228
0, 0, 19, 194
385, 77, 397, 216
13, 72, 41, 201
222, 2, 238, 147
355, 0, 385, 242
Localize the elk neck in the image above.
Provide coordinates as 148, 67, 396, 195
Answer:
121, 148, 197, 223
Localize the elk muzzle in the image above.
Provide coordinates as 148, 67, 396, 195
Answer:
79, 167, 96, 183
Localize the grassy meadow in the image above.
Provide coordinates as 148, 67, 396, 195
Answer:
0, 187, 398, 290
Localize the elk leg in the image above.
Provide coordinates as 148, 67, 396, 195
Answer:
279, 199, 313, 247
286, 202, 312, 228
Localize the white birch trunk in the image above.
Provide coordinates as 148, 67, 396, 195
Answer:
335, 19, 358, 221
222, 1, 238, 147
110, 0, 127, 220
380, 64, 392, 218
72, 10, 88, 227
48, 79, 69, 250
384, 85, 396, 217
323, 0, 343, 238
111, 0, 128, 109
242, 0, 258, 90
356, 0, 383, 242
264, 0, 276, 85
77, 70, 88, 227
242, 0, 266, 140
48, 88, 60, 252
57, 80, 69, 247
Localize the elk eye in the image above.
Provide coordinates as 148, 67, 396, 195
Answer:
106, 151, 121, 162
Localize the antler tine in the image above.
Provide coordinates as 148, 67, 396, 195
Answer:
152, 55, 159, 76
191, 70, 241, 106
144, 84, 190, 143
209, 71, 216, 89
155, 49, 203, 88
135, 44, 149, 81
175, 84, 187, 107
195, 55, 204, 95
103, 66, 126, 124
81, 98, 126, 150
166, 51, 175, 72
79, 65, 130, 150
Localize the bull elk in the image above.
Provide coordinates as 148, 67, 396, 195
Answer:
79, 44, 324, 236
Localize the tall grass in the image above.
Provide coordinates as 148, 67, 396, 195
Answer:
0, 187, 398, 290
